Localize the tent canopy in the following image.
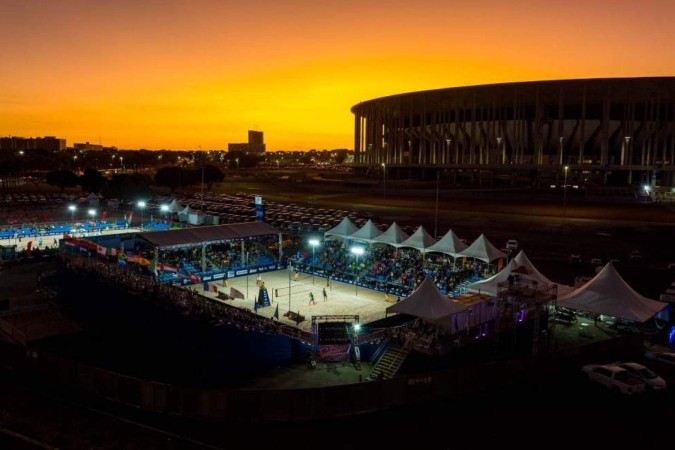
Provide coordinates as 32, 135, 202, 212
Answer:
372, 222, 409, 246
557, 263, 666, 323
324, 217, 359, 240
426, 229, 467, 258
179, 205, 197, 215
466, 250, 573, 297
387, 277, 468, 321
459, 234, 507, 263
348, 219, 383, 243
395, 226, 436, 251
167, 199, 184, 213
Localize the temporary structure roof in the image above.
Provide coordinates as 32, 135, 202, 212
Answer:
324, 217, 359, 240
179, 205, 197, 215
387, 277, 468, 321
466, 250, 573, 296
135, 222, 280, 250
459, 234, 507, 263
372, 222, 409, 246
348, 219, 383, 243
167, 199, 183, 213
557, 263, 666, 323
426, 229, 468, 257
395, 226, 436, 251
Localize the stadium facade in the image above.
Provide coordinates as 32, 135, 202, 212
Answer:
352, 78, 675, 187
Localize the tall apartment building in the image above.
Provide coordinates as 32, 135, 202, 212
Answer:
228, 130, 266, 153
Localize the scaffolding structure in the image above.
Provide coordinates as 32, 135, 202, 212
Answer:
496, 277, 558, 355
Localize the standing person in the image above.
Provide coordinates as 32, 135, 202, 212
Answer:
322, 287, 327, 301
309, 291, 315, 305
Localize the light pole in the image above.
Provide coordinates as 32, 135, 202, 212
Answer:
68, 205, 77, 222
381, 162, 386, 203
559, 136, 564, 165
497, 137, 503, 164
563, 165, 569, 217
446, 138, 452, 164
138, 200, 146, 229
350, 246, 364, 296
160, 204, 169, 223
434, 170, 440, 239
309, 238, 320, 285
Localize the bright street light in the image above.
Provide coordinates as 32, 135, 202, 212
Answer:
381, 162, 386, 203
88, 209, 96, 220
138, 200, 146, 228
309, 238, 320, 285
68, 204, 77, 221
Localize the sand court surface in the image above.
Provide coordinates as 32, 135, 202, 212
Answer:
187, 269, 394, 332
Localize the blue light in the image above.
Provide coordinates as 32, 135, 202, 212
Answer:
668, 326, 675, 346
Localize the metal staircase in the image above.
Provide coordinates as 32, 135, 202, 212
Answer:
368, 343, 409, 380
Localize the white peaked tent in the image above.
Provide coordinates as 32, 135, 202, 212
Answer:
167, 199, 183, 213
459, 234, 507, 263
427, 229, 468, 258
395, 226, 437, 251
466, 250, 573, 297
372, 222, 409, 246
348, 219, 383, 243
557, 263, 666, 323
324, 217, 359, 240
178, 205, 197, 223
387, 277, 468, 321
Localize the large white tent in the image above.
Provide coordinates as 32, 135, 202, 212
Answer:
466, 250, 573, 297
178, 205, 197, 223
324, 217, 359, 240
459, 234, 507, 263
166, 199, 184, 213
395, 226, 436, 251
557, 263, 666, 323
387, 277, 468, 321
372, 222, 409, 246
348, 219, 383, 243
426, 229, 468, 258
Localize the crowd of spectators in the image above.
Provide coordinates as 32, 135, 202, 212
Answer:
293, 240, 495, 297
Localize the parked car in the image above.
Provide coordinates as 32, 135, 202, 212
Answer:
569, 254, 582, 264
506, 240, 519, 251
615, 362, 667, 390
645, 351, 675, 369
581, 364, 646, 395
629, 250, 643, 264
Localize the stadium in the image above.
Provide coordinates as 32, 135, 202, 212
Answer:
351, 77, 675, 188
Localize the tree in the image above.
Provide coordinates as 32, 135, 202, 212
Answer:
79, 168, 107, 193
46, 169, 79, 192
154, 166, 183, 192
202, 165, 225, 190
103, 173, 152, 200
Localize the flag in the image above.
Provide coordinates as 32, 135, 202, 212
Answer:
157, 263, 177, 273
97, 245, 107, 257
149, 259, 158, 276
189, 273, 200, 283
107, 247, 118, 256
127, 212, 133, 225
137, 257, 151, 267
272, 304, 279, 320
101, 210, 107, 222
230, 287, 245, 299
209, 283, 218, 293
26, 241, 32, 257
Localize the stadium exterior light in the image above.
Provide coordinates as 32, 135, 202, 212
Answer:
68, 204, 77, 221
88, 209, 96, 219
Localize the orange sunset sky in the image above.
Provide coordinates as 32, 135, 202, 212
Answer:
1, 0, 675, 151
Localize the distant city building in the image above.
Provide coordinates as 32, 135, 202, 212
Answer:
0, 135, 66, 152
73, 142, 103, 151
228, 130, 266, 153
